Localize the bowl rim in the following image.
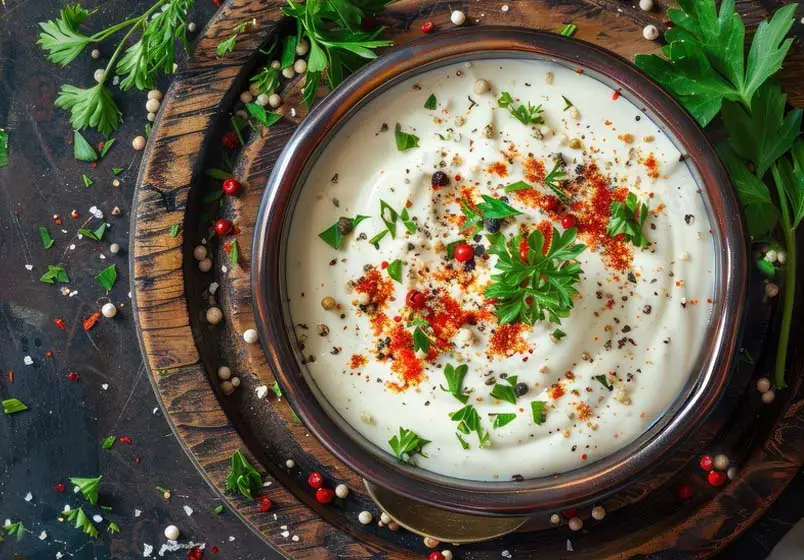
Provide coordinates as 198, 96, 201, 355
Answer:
251, 26, 747, 515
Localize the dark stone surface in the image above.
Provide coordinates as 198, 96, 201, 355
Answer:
0, 1, 799, 559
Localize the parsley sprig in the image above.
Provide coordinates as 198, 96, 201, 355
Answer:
607, 192, 650, 248
440, 363, 469, 403
225, 450, 262, 499
636, 0, 802, 389
388, 427, 430, 465
39, 0, 193, 134
485, 227, 586, 325
450, 405, 491, 449
460, 195, 522, 234
497, 91, 544, 125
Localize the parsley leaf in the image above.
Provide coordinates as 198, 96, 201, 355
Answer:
595, 374, 614, 391
101, 435, 116, 449
530, 401, 546, 425
424, 94, 437, 110
0, 128, 7, 168
169, 223, 181, 237
245, 102, 282, 127
559, 23, 577, 37
70, 475, 102, 505
2, 398, 29, 414
216, 21, 249, 56
40, 264, 70, 284
719, 146, 777, 237
225, 450, 262, 499
79, 222, 108, 241
773, 140, 804, 230
412, 326, 431, 353
497, 91, 543, 125
394, 123, 420, 151
229, 239, 240, 267
39, 226, 55, 249
388, 426, 430, 464
3, 520, 25, 541
55, 84, 122, 136
476, 195, 522, 219
37, 5, 92, 66
250, 65, 280, 95
503, 181, 532, 193
485, 227, 586, 325
107, 521, 120, 534
95, 264, 117, 291
607, 192, 650, 248
73, 129, 97, 162
491, 413, 517, 428
440, 363, 469, 403
318, 215, 370, 249
62, 507, 99, 538
99, 137, 115, 158
490, 378, 517, 405
450, 405, 491, 448
387, 259, 403, 283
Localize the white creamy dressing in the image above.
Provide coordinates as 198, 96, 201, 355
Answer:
285, 59, 716, 481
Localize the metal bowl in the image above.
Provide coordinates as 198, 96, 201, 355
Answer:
252, 27, 747, 516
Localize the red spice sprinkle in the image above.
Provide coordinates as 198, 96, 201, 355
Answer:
83, 312, 102, 331
381, 261, 389, 269
187, 546, 204, 560
454, 174, 462, 181
71, 209, 80, 219
134, 456, 141, 464
488, 323, 529, 358
643, 153, 660, 179
210, 546, 220, 554
611, 89, 621, 101
54, 482, 65, 493
119, 436, 133, 445
65, 372, 80, 382
53, 318, 66, 330
428, 552, 446, 560
90, 161, 97, 169
222, 131, 238, 149
7, 370, 13, 383
386, 324, 423, 390
487, 162, 508, 177
350, 354, 367, 369
258, 496, 272, 512
45, 351, 53, 358
421, 21, 434, 33
355, 268, 395, 311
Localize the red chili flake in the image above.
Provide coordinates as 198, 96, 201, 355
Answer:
488, 323, 529, 358
677, 484, 693, 500
71, 209, 80, 219
454, 174, 462, 181
562, 508, 577, 519
393, 316, 402, 322
45, 351, 53, 358
222, 131, 238, 149
350, 354, 367, 369
642, 153, 660, 179
7, 370, 13, 383
611, 89, 621, 101
421, 21, 434, 33
83, 312, 102, 331
54, 482, 65, 493
707, 470, 727, 487
580, 453, 588, 460
90, 161, 97, 169
135, 457, 141, 464
699, 455, 713, 471
381, 261, 389, 269
119, 436, 133, 445
54, 217, 62, 225
187, 546, 204, 560
65, 371, 80, 382
487, 162, 507, 177
53, 318, 66, 330
355, 268, 395, 312
210, 546, 220, 554
258, 496, 272, 512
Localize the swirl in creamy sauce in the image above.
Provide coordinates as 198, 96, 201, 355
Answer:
286, 59, 715, 481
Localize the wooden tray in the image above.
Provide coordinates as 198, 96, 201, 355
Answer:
130, 1, 804, 558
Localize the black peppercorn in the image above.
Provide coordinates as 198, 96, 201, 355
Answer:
431, 171, 449, 187
463, 259, 476, 272
337, 217, 354, 234
484, 217, 501, 233
473, 244, 485, 256
515, 382, 529, 396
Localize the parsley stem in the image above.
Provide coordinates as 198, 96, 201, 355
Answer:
771, 162, 796, 389
90, 16, 144, 42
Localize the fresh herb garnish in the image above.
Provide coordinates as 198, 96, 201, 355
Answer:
424, 94, 437, 110
450, 405, 491, 448
216, 21, 249, 56
101, 435, 116, 449
99, 137, 115, 159
229, 239, 240, 266
2, 520, 25, 541
456, 433, 470, 449
2, 398, 29, 415
271, 381, 283, 398
530, 401, 547, 425
497, 91, 544, 125
369, 230, 388, 249
490, 376, 518, 405
39, 226, 55, 249
477, 195, 522, 219
559, 23, 577, 37
95, 264, 117, 291
551, 328, 566, 341
607, 192, 649, 248
40, 264, 70, 284
387, 259, 403, 283
318, 215, 370, 249
73, 130, 98, 162
440, 363, 469, 404
107, 521, 120, 534
280, 35, 297, 68
214, 504, 225, 514
394, 123, 420, 151
78, 222, 108, 241
225, 450, 262, 499
388, 426, 430, 464
62, 507, 99, 538
485, 227, 586, 325
491, 413, 517, 428
40, 0, 194, 135
562, 96, 574, 111
594, 375, 614, 391
371, 201, 416, 245
70, 475, 102, 505
169, 223, 181, 237
82, 174, 93, 187
412, 326, 431, 353
503, 181, 532, 193
250, 65, 280, 96
0, 128, 7, 168
634, 3, 796, 127
112, 167, 123, 175
245, 102, 282, 127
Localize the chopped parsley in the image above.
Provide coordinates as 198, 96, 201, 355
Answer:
531, 401, 547, 425
107, 521, 120, 534
99, 137, 115, 158
559, 23, 577, 37
490, 376, 519, 405
3, 520, 25, 541
394, 123, 420, 151
503, 181, 532, 192
371, 201, 416, 246
62, 507, 99, 538
387, 259, 403, 283
412, 326, 431, 353
562, 96, 574, 111
95, 264, 117, 291
69, 475, 102, 505
40, 264, 70, 284
551, 328, 566, 341
388, 427, 430, 464
82, 174, 93, 187
245, 102, 282, 127
608, 192, 650, 248
101, 435, 116, 449
73, 129, 98, 162
440, 363, 469, 403
497, 91, 543, 125
2, 398, 29, 415
169, 223, 181, 237
491, 413, 517, 428
78, 222, 108, 241
544, 159, 570, 205
112, 167, 123, 175
271, 381, 283, 398
594, 375, 614, 391
460, 195, 522, 234
0, 128, 7, 168
318, 214, 370, 249
216, 21, 249, 56
39, 226, 55, 249
229, 238, 240, 266
225, 450, 262, 499
450, 405, 491, 448
424, 94, 437, 110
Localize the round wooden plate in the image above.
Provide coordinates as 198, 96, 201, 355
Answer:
131, 0, 804, 558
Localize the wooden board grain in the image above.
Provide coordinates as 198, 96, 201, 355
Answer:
131, 0, 804, 558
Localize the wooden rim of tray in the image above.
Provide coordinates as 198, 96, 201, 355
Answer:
130, 0, 804, 558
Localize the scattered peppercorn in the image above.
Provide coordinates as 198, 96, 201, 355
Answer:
484, 217, 501, 233
307, 472, 324, 489
222, 177, 241, 196
214, 218, 233, 236
315, 487, 335, 504
431, 171, 449, 187
515, 382, 529, 396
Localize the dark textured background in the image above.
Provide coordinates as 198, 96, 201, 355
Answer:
0, 1, 800, 558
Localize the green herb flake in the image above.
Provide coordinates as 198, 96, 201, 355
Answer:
2, 398, 29, 415
82, 174, 93, 187
503, 181, 532, 193
112, 167, 123, 175
476, 194, 522, 219
544, 159, 570, 205
456, 432, 470, 449
491, 413, 517, 428
412, 326, 431, 353
497, 91, 543, 125
318, 215, 370, 249
531, 401, 547, 425
394, 123, 420, 151
3, 520, 25, 541
39, 226, 55, 249
449, 404, 491, 448
559, 23, 577, 37
551, 328, 566, 341
62, 507, 99, 538
562, 96, 574, 111
490, 382, 517, 405
225, 450, 262, 499
95, 264, 117, 291
607, 192, 649, 248
79, 222, 108, 241
169, 223, 181, 237
388, 426, 430, 464
99, 137, 115, 159
73, 129, 98, 162
216, 21, 248, 57
69, 475, 102, 505
229, 238, 240, 267
280, 35, 298, 68
40, 264, 70, 284
271, 381, 283, 398
245, 102, 282, 127
594, 375, 614, 391
0, 128, 8, 168
424, 94, 437, 110
107, 521, 120, 534
214, 504, 225, 514
101, 435, 116, 449
440, 363, 469, 404
369, 230, 388, 249
387, 259, 403, 283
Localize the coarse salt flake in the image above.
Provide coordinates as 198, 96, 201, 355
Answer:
23, 356, 33, 365
143, 543, 154, 557
24, 492, 33, 502
102, 384, 109, 391
256, 385, 269, 399
135, 509, 142, 517
183, 505, 194, 516
25, 264, 33, 271
93, 514, 103, 523
38, 530, 48, 540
